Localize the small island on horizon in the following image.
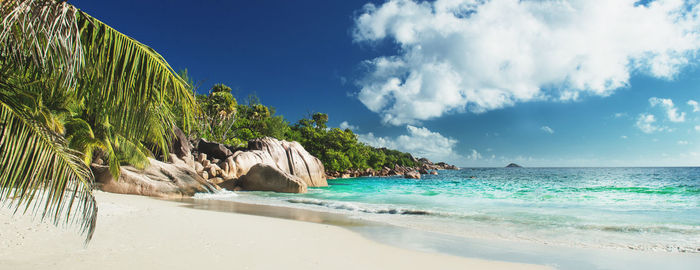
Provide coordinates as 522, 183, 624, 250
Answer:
506, 163, 523, 168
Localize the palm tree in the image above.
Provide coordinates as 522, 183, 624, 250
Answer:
0, 0, 197, 241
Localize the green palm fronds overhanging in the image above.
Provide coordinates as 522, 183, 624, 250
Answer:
0, 86, 97, 241
1, 0, 199, 242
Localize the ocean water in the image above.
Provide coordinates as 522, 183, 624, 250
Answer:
195, 167, 700, 253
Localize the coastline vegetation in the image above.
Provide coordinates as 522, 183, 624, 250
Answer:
0, 0, 420, 242
0, 0, 197, 241
186, 82, 419, 172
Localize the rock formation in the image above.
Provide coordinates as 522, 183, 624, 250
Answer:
190, 137, 327, 193
506, 163, 523, 168
170, 127, 193, 159
234, 164, 308, 193
94, 130, 454, 196
246, 138, 327, 187
404, 171, 421, 179
196, 139, 233, 160
325, 157, 457, 179
92, 155, 214, 198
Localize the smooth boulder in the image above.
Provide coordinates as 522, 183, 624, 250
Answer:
197, 139, 233, 160
236, 164, 307, 193
404, 171, 421, 179
230, 137, 327, 187
92, 156, 213, 198
170, 126, 193, 159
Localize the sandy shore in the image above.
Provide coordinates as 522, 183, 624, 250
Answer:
0, 191, 549, 270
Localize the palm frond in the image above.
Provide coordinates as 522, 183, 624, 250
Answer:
114, 133, 150, 170
64, 117, 105, 165
0, 0, 83, 87
0, 0, 201, 243
0, 86, 96, 242
76, 11, 196, 141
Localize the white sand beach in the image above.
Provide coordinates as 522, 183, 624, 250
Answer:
0, 191, 550, 270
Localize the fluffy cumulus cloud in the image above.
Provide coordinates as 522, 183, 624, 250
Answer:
636, 113, 668, 133
541, 126, 554, 134
467, 149, 482, 160
649, 97, 685, 122
358, 125, 464, 163
354, 0, 700, 125
689, 100, 700, 112
339, 121, 359, 131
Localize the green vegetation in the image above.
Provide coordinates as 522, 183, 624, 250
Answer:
189, 84, 290, 147
0, 0, 197, 241
191, 87, 419, 172
286, 113, 419, 172
0, 0, 420, 243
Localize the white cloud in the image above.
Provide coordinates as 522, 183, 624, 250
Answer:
649, 97, 685, 122
541, 126, 554, 134
358, 125, 463, 163
354, 0, 700, 125
621, 135, 628, 139
696, 125, 700, 132
339, 121, 358, 131
678, 140, 689, 145
636, 113, 667, 133
688, 100, 700, 112
467, 149, 482, 160
614, 112, 628, 118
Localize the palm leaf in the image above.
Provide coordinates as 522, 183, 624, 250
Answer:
0, 0, 83, 87
0, 0, 199, 243
76, 11, 196, 140
2, 0, 197, 144
0, 84, 97, 242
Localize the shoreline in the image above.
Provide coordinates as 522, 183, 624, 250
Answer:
0, 191, 549, 270
179, 192, 700, 270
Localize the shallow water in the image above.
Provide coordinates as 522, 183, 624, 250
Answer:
195, 167, 700, 253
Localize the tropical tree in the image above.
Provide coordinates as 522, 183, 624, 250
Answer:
192, 91, 290, 147
287, 113, 419, 172
0, 0, 197, 241
194, 83, 238, 144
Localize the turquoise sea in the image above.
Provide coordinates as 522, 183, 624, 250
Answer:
196, 167, 700, 253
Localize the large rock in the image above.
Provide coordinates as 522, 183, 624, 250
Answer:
229, 150, 277, 178
170, 126, 192, 159
404, 171, 421, 179
418, 157, 433, 165
92, 156, 214, 198
235, 164, 307, 193
436, 162, 459, 170
229, 137, 327, 188
197, 139, 233, 160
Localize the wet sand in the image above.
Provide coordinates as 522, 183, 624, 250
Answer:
0, 191, 549, 270
175, 196, 700, 270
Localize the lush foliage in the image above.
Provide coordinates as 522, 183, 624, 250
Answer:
0, 0, 421, 244
0, 0, 197, 241
190, 86, 417, 171
191, 87, 419, 172
191, 86, 289, 147
286, 113, 418, 172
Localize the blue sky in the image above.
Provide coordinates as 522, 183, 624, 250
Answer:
74, 0, 700, 167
